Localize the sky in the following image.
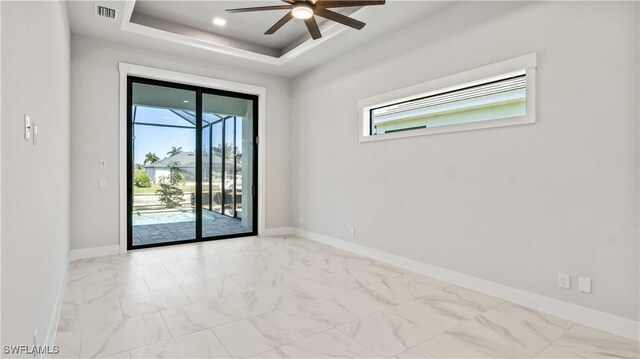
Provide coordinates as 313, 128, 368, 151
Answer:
133, 107, 196, 164
133, 125, 195, 165
132, 106, 244, 165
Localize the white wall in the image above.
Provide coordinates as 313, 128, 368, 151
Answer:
70, 35, 291, 250
291, 1, 639, 321
1, 0, 70, 350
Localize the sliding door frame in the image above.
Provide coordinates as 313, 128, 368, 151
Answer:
120, 63, 265, 253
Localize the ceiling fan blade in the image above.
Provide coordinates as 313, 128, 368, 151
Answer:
226, 5, 292, 13
314, 8, 365, 30
280, 0, 295, 3
265, 12, 294, 35
304, 17, 322, 40
316, 0, 385, 8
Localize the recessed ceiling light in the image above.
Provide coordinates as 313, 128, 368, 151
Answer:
183, 100, 190, 103
213, 17, 226, 26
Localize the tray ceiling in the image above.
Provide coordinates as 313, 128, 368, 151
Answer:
67, 1, 453, 77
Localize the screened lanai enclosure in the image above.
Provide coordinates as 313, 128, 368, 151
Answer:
128, 77, 257, 248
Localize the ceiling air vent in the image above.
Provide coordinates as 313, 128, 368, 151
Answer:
95, 5, 116, 19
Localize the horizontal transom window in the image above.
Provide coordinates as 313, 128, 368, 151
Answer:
358, 53, 537, 142
371, 71, 526, 135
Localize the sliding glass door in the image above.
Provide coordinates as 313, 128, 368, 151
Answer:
127, 77, 258, 249
200, 92, 256, 238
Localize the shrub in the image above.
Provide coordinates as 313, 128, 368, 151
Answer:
134, 171, 152, 188
156, 176, 184, 208
167, 161, 186, 186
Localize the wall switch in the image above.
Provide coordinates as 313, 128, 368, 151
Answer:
99, 179, 107, 188
299, 216, 304, 224
558, 273, 570, 289
24, 115, 31, 140
579, 277, 592, 293
349, 227, 355, 237
100, 159, 107, 168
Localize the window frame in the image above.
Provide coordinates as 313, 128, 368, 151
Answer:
358, 53, 537, 142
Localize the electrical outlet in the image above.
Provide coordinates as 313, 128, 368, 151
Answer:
579, 277, 592, 293
100, 159, 107, 168
558, 273, 570, 289
99, 179, 107, 188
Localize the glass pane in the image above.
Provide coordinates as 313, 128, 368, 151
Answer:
371, 72, 526, 135
202, 113, 219, 125
201, 93, 254, 238
235, 116, 243, 219
211, 121, 223, 214
133, 107, 195, 128
131, 82, 196, 247
224, 117, 235, 217
201, 123, 211, 212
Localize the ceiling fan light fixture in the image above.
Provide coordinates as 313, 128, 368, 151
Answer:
291, 3, 314, 20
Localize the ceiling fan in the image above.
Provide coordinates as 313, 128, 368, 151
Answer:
226, 0, 386, 40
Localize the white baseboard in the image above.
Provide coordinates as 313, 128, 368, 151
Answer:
293, 228, 639, 341
69, 245, 120, 261
42, 262, 68, 358
262, 227, 296, 237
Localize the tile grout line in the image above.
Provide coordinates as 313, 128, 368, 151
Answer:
381, 288, 508, 357
407, 299, 549, 358
209, 328, 234, 358
331, 288, 479, 357
78, 324, 84, 359
106, 312, 175, 357
178, 284, 194, 304
210, 256, 417, 325
157, 310, 174, 338
533, 322, 578, 357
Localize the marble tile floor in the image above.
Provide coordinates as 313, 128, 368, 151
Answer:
55, 236, 639, 358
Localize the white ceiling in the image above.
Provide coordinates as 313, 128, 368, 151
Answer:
67, 1, 451, 78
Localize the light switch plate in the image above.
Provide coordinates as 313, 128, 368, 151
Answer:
24, 115, 31, 140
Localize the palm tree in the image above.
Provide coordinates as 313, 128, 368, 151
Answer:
212, 143, 237, 161
143, 152, 160, 165
167, 146, 182, 157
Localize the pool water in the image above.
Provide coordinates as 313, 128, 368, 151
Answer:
132, 210, 217, 226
